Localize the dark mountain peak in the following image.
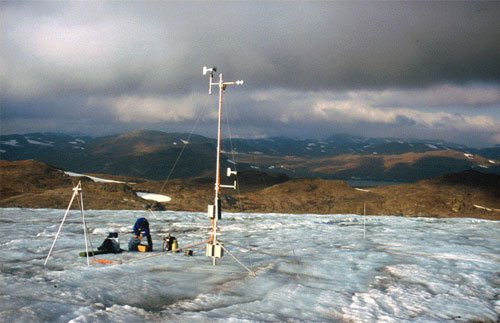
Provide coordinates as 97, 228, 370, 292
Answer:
119, 129, 167, 138
90, 130, 174, 156
107, 130, 212, 144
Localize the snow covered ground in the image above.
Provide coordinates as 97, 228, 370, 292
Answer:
0, 208, 498, 322
64, 172, 126, 184
136, 192, 171, 203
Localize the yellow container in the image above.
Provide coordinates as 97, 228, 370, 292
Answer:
137, 245, 150, 252
171, 239, 178, 252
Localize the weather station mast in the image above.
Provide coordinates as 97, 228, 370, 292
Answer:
203, 66, 243, 266
202, 66, 243, 265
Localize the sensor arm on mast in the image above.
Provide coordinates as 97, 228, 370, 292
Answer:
202, 66, 217, 95
221, 167, 237, 189
222, 80, 244, 86
203, 66, 244, 95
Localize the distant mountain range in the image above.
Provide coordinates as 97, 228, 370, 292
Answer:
1, 130, 499, 182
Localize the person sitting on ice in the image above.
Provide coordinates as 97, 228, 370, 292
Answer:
129, 217, 153, 252
97, 232, 122, 254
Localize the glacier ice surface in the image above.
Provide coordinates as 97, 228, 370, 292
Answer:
0, 208, 498, 322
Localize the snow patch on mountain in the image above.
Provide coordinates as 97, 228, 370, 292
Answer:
27, 139, 54, 146
136, 192, 171, 202
64, 171, 126, 183
0, 139, 20, 146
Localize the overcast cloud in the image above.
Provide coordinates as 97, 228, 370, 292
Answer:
1, 1, 499, 147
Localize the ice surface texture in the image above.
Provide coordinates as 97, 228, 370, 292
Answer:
0, 208, 498, 322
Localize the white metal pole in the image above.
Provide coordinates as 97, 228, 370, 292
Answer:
148, 209, 158, 219
213, 74, 224, 266
78, 183, 90, 267
215, 73, 223, 229
44, 184, 79, 266
363, 203, 366, 240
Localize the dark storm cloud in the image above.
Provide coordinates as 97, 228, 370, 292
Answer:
1, 1, 499, 146
154, 1, 500, 91
3, 1, 499, 99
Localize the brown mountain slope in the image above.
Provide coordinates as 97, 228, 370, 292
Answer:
234, 149, 498, 181
370, 171, 500, 219
1, 160, 498, 220
0, 160, 72, 199
89, 130, 174, 156
0, 160, 153, 210
224, 173, 499, 220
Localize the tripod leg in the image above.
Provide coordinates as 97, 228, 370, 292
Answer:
44, 186, 79, 266
78, 190, 90, 266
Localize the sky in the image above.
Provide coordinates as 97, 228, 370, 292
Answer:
1, 1, 499, 147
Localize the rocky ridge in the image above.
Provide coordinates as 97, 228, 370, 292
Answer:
1, 160, 498, 220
